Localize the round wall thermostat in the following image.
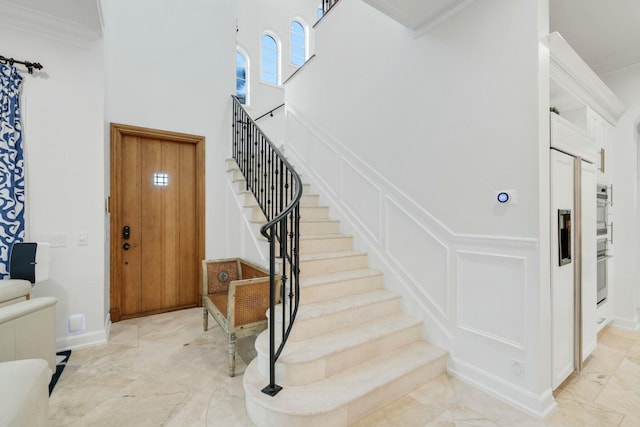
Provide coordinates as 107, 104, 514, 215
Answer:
497, 192, 510, 203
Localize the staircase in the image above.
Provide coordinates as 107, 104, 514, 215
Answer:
227, 159, 448, 426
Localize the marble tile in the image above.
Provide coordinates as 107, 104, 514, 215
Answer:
545, 397, 625, 427
554, 369, 609, 403
596, 331, 637, 355
582, 346, 626, 376
627, 343, 640, 365
48, 311, 640, 427
495, 408, 547, 427
351, 394, 443, 427
424, 404, 500, 427
595, 359, 640, 417
619, 413, 640, 427
448, 376, 512, 422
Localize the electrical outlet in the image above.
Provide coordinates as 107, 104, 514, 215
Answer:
511, 359, 524, 377
47, 233, 67, 248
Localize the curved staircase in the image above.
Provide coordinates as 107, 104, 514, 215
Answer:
228, 160, 448, 426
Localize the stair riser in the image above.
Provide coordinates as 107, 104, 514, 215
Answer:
300, 274, 383, 304
244, 353, 448, 427
299, 221, 341, 235
300, 207, 330, 220
348, 354, 448, 424
230, 169, 244, 181
300, 195, 320, 207
300, 236, 353, 254
225, 158, 238, 170
259, 324, 422, 386
299, 255, 367, 278
279, 297, 402, 342
251, 206, 267, 222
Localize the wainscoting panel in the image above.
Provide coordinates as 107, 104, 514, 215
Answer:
457, 250, 526, 349
308, 133, 341, 196
385, 197, 449, 318
341, 162, 382, 242
286, 112, 312, 159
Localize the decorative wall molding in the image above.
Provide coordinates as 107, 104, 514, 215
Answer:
448, 358, 557, 420
283, 101, 539, 353
385, 196, 450, 318
56, 329, 108, 351
548, 32, 626, 126
0, 0, 102, 48
457, 251, 527, 350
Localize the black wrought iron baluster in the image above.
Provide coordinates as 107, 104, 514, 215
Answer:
230, 95, 301, 397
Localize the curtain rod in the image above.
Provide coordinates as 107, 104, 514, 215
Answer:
0, 55, 43, 74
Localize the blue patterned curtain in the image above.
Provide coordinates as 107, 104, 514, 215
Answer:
0, 64, 25, 277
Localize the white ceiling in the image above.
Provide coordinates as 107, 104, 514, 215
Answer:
2, 0, 638, 77
550, 0, 640, 75
0, 0, 102, 34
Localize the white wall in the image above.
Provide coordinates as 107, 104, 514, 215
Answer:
102, 0, 236, 264
601, 65, 640, 329
283, 0, 554, 417
0, 27, 106, 349
236, 0, 318, 145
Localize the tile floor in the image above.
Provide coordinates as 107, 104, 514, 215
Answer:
49, 308, 640, 426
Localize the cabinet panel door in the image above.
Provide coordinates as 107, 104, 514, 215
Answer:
550, 149, 575, 389
581, 160, 597, 361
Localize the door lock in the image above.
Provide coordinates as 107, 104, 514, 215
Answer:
123, 242, 131, 250
122, 225, 130, 240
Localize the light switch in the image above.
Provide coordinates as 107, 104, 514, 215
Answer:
77, 233, 88, 246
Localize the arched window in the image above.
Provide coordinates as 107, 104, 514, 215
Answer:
236, 50, 248, 104
261, 34, 279, 85
291, 21, 306, 67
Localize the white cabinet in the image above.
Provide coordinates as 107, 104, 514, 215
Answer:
550, 115, 598, 389
550, 149, 576, 389
587, 109, 614, 180
581, 161, 597, 360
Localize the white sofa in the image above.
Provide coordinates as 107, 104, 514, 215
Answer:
0, 359, 50, 427
0, 296, 58, 373
0, 290, 57, 427
0, 279, 31, 308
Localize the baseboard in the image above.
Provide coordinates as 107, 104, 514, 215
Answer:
56, 328, 108, 352
611, 314, 640, 331
448, 357, 557, 420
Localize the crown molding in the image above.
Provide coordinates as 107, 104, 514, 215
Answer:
548, 32, 626, 125
0, 0, 102, 49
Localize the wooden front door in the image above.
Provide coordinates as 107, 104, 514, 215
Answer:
110, 123, 205, 322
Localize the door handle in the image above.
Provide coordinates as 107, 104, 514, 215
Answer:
123, 242, 131, 251
123, 225, 130, 240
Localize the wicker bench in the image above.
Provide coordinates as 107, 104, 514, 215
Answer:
202, 258, 280, 376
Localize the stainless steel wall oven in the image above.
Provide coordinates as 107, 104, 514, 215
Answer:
596, 239, 608, 306
596, 184, 609, 236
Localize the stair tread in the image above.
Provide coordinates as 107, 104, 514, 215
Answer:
299, 233, 351, 240
300, 268, 381, 287
258, 313, 421, 364
245, 341, 446, 415
279, 289, 398, 321
300, 250, 365, 262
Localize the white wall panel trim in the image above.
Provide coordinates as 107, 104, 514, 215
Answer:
448, 359, 557, 420
457, 250, 527, 349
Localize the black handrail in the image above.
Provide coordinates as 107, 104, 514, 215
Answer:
231, 95, 302, 396
255, 103, 285, 122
